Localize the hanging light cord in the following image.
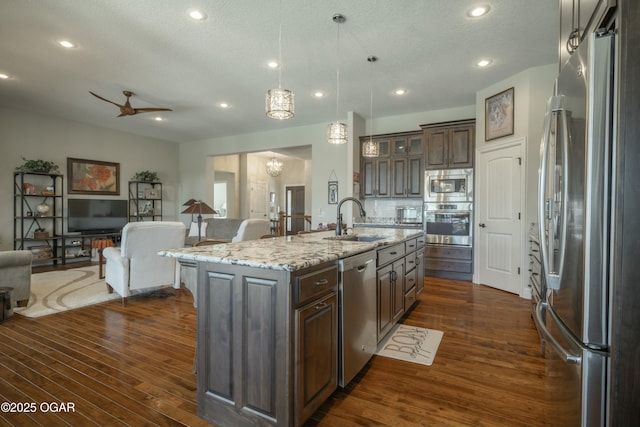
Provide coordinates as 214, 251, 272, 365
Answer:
277, 1, 283, 89
335, 20, 341, 121
368, 55, 376, 142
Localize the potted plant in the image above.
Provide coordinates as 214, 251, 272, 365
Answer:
132, 170, 159, 182
15, 157, 60, 174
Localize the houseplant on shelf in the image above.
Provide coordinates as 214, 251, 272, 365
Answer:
15, 157, 60, 174
132, 170, 159, 182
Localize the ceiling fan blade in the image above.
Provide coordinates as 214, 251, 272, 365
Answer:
132, 107, 173, 114
89, 91, 124, 108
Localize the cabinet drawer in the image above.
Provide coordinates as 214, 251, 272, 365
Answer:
404, 238, 418, 253
377, 243, 406, 267
404, 254, 417, 272
404, 287, 417, 309
294, 265, 338, 306
426, 259, 472, 273
426, 245, 472, 260
416, 234, 426, 248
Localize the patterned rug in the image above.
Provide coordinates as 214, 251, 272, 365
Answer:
376, 324, 444, 366
13, 265, 120, 318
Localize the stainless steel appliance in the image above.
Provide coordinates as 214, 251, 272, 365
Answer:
534, 31, 615, 426
424, 168, 473, 202
423, 202, 472, 246
395, 205, 422, 225
337, 250, 377, 387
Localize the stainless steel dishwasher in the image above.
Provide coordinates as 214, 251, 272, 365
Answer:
338, 250, 377, 387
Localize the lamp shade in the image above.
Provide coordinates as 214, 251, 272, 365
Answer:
182, 198, 197, 206
265, 88, 294, 120
181, 201, 217, 215
327, 121, 347, 144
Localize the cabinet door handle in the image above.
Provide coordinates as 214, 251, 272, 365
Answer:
415, 257, 421, 266
314, 302, 328, 310
390, 251, 398, 255
314, 279, 329, 286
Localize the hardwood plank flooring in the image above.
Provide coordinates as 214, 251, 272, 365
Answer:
0, 275, 549, 426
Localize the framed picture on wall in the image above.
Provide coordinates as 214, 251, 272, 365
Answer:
485, 87, 514, 141
328, 181, 338, 204
67, 158, 120, 195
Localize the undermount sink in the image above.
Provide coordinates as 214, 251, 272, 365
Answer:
323, 234, 385, 242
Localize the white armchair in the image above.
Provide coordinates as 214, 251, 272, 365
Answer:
103, 221, 186, 303
231, 219, 270, 242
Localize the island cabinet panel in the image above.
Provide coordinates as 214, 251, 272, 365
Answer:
376, 242, 407, 343
295, 292, 337, 426
197, 263, 290, 427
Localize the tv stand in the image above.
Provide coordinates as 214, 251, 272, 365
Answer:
62, 232, 121, 265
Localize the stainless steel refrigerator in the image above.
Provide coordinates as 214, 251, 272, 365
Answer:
535, 31, 615, 426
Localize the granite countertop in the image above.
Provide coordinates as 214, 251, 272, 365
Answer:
159, 227, 424, 272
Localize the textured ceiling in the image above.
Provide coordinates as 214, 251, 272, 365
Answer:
0, 0, 559, 143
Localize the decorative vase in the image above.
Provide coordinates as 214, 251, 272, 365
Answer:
36, 203, 50, 216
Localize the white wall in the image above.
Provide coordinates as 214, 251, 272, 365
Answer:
473, 63, 557, 295
178, 105, 476, 229
475, 64, 556, 231
0, 107, 179, 251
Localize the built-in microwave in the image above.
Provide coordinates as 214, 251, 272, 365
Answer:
424, 168, 473, 202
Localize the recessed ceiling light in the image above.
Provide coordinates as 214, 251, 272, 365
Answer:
476, 59, 492, 67
267, 61, 279, 69
468, 5, 490, 18
187, 9, 207, 20
313, 91, 325, 98
393, 89, 407, 96
0, 73, 9, 79
153, 116, 164, 122
219, 102, 229, 108
58, 40, 76, 48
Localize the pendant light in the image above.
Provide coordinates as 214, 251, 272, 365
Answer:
265, 0, 294, 120
266, 157, 284, 177
327, 13, 347, 145
362, 55, 380, 157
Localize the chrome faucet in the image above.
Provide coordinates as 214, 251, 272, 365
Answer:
336, 197, 366, 235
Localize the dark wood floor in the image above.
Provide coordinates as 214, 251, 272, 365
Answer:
0, 275, 549, 427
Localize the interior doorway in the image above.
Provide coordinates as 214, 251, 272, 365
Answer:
286, 185, 305, 235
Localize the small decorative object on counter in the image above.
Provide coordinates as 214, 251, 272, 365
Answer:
132, 170, 158, 182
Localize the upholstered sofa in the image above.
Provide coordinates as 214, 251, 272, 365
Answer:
0, 250, 33, 307
184, 218, 245, 246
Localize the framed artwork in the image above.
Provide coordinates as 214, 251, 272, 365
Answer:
328, 181, 338, 204
485, 87, 514, 141
67, 158, 120, 195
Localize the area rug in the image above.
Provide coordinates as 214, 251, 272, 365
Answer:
13, 265, 120, 318
376, 324, 444, 366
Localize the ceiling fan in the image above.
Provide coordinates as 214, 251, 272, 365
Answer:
89, 90, 172, 117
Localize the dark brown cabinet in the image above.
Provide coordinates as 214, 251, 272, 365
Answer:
361, 132, 423, 198
425, 244, 473, 281
422, 120, 475, 170
376, 242, 406, 342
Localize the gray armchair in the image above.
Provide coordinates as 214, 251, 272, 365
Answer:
0, 250, 33, 307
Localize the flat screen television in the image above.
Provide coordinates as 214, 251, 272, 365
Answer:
67, 199, 128, 234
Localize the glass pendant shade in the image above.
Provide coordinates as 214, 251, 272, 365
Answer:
265, 88, 294, 120
362, 139, 380, 157
266, 157, 284, 177
327, 121, 347, 144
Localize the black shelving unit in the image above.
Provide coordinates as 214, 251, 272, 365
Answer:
14, 171, 64, 265
128, 180, 163, 221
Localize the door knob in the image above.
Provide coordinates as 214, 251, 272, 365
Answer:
479, 223, 486, 228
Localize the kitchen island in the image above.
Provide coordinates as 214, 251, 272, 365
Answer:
160, 227, 424, 427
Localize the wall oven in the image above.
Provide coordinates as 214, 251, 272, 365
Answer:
423, 202, 472, 246
424, 168, 473, 203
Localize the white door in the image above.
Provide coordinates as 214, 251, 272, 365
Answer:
249, 181, 268, 219
475, 141, 523, 295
